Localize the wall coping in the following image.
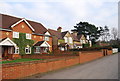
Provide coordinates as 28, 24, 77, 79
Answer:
2, 56, 78, 68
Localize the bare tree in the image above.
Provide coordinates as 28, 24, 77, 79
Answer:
111, 27, 118, 40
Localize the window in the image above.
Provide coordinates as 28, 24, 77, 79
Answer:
64, 37, 68, 43
26, 33, 31, 39
83, 40, 85, 44
80, 40, 83, 44
44, 36, 49, 41
13, 32, 19, 38
69, 37, 73, 43
35, 47, 40, 53
25, 47, 31, 54
14, 47, 19, 54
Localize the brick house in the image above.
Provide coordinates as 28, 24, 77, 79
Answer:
71, 31, 90, 48
48, 27, 74, 51
0, 14, 52, 59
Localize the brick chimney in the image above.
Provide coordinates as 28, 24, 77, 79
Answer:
57, 27, 62, 32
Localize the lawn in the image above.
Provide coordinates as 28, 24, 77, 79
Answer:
2, 58, 44, 64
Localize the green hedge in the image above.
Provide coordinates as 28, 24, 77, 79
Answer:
13, 33, 34, 55
69, 46, 112, 51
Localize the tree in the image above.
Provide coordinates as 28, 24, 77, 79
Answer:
104, 26, 110, 42
111, 27, 118, 40
100, 26, 110, 42
71, 22, 102, 43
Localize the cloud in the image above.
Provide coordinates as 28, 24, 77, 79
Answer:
0, 0, 118, 31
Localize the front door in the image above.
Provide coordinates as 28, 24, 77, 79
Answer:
2, 46, 8, 58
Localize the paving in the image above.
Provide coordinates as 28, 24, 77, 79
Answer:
25, 53, 119, 79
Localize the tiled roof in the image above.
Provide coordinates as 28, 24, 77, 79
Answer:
71, 34, 79, 41
77, 34, 82, 40
48, 29, 63, 39
61, 31, 68, 38
58, 43, 68, 47
0, 14, 47, 34
34, 41, 44, 46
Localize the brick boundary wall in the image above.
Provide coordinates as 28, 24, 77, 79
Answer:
2, 50, 113, 79
21, 53, 79, 59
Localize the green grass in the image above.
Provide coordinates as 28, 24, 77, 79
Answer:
2, 58, 44, 64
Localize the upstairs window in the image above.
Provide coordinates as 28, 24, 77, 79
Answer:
69, 37, 73, 43
26, 33, 31, 39
13, 32, 19, 38
44, 36, 49, 41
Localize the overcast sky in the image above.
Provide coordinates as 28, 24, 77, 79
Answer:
0, 0, 119, 32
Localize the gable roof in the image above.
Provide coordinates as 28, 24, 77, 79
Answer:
34, 41, 50, 47
48, 29, 62, 39
0, 38, 17, 47
0, 14, 47, 34
71, 34, 79, 41
61, 31, 68, 38
77, 34, 82, 40
11, 18, 35, 31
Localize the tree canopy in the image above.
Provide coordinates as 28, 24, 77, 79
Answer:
71, 22, 102, 42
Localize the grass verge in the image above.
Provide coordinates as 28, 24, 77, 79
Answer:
2, 58, 44, 64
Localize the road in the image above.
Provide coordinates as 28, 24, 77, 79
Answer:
25, 53, 119, 79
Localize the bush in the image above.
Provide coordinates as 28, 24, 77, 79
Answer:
83, 43, 89, 48
70, 46, 112, 51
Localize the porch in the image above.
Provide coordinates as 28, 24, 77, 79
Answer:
34, 41, 50, 54
0, 38, 21, 59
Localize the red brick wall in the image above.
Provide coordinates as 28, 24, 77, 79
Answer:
0, 31, 12, 39
2, 57, 79, 79
12, 21, 33, 34
79, 51, 103, 64
21, 54, 78, 59
2, 50, 113, 79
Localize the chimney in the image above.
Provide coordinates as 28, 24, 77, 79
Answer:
57, 27, 62, 32
73, 31, 77, 36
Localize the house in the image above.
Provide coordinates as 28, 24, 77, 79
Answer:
71, 31, 89, 48
48, 27, 74, 51
0, 14, 52, 59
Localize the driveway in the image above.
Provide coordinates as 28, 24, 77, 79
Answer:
25, 53, 119, 79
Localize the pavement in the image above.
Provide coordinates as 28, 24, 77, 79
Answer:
25, 53, 119, 79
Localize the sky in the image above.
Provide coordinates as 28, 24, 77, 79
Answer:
0, 0, 119, 32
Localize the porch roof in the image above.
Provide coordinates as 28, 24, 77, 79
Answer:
0, 38, 17, 47
58, 43, 69, 47
34, 41, 50, 47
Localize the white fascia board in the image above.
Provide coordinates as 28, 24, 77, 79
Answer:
11, 19, 35, 31
40, 41, 51, 47
0, 38, 17, 47
45, 31, 51, 36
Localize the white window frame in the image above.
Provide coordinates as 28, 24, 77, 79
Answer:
44, 36, 49, 41
25, 47, 31, 54
14, 47, 19, 54
26, 33, 31, 39
13, 32, 19, 38
64, 37, 68, 43
83, 40, 85, 44
69, 37, 73, 44
34, 46, 40, 53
